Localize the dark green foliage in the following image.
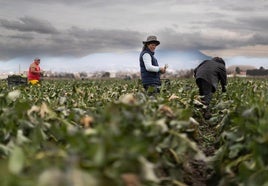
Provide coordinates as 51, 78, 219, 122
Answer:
0, 78, 267, 185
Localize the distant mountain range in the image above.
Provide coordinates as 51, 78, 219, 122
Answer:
0, 50, 267, 73
156, 49, 210, 71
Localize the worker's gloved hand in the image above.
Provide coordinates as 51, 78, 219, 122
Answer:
159, 67, 166, 74
222, 86, 227, 93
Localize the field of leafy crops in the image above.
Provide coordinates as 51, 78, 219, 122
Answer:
0, 77, 268, 186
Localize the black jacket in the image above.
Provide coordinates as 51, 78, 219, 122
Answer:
194, 59, 227, 92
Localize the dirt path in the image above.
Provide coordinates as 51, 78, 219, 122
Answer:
182, 120, 218, 186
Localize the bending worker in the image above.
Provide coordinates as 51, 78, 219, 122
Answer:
194, 57, 227, 119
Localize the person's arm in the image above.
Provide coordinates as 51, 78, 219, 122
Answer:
193, 67, 197, 78
219, 67, 227, 92
143, 53, 160, 72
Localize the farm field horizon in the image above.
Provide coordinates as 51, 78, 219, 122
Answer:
0, 77, 268, 186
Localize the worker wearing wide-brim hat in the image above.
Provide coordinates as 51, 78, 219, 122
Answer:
139, 35, 167, 95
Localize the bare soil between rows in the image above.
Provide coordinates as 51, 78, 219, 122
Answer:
182, 121, 219, 186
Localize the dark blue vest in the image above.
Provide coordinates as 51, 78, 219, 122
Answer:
139, 49, 161, 86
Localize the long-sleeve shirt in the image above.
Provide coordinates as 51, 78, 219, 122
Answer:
142, 53, 160, 72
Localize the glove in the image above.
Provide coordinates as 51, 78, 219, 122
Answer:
222, 86, 227, 93
159, 67, 166, 74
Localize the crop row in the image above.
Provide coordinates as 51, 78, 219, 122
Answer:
0, 78, 267, 185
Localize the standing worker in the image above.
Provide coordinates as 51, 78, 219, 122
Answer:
139, 35, 167, 95
28, 58, 42, 85
194, 57, 227, 119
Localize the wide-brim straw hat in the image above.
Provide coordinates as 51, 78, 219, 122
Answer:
142, 35, 160, 45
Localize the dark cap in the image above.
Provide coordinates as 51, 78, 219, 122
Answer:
212, 57, 225, 65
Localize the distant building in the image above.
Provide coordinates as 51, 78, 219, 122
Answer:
227, 65, 256, 75
246, 67, 268, 76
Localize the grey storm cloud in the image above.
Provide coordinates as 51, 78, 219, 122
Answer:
0, 0, 268, 60
250, 33, 268, 45
48, 27, 143, 56
157, 27, 266, 51
238, 17, 268, 31
0, 20, 143, 59
0, 17, 58, 34
0, 19, 266, 60
207, 15, 268, 32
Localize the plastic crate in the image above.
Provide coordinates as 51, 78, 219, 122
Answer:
7, 75, 28, 86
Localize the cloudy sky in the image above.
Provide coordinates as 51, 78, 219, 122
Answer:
0, 0, 268, 72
